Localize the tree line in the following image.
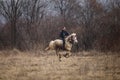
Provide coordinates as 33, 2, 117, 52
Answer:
0, 0, 120, 52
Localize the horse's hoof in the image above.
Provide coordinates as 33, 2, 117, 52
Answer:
63, 54, 67, 57
59, 59, 61, 61
64, 53, 69, 58
64, 55, 68, 58
65, 55, 69, 58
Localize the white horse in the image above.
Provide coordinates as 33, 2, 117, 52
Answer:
45, 33, 78, 61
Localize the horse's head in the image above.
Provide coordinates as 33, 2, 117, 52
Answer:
66, 33, 78, 44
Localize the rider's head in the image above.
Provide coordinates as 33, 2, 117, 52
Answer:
62, 26, 66, 30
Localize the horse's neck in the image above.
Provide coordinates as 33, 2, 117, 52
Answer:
65, 35, 72, 45
64, 36, 72, 51
65, 35, 71, 41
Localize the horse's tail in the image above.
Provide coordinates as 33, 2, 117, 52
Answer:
44, 47, 50, 51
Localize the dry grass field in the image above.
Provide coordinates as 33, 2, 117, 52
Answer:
0, 49, 120, 80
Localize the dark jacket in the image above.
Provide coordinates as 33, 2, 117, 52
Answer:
59, 30, 69, 39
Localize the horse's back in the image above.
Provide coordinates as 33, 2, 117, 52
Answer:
54, 39, 63, 45
48, 39, 62, 49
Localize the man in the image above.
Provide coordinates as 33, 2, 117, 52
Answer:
59, 27, 69, 50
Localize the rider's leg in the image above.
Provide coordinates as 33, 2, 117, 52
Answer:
62, 38, 65, 49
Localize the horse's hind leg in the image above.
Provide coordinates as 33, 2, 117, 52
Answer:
58, 54, 61, 61
55, 49, 58, 56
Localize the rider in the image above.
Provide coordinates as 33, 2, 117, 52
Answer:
59, 26, 69, 50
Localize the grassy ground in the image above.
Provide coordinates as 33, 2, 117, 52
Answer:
0, 49, 120, 80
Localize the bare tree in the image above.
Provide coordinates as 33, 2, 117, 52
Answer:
16, 0, 47, 50
51, 0, 79, 27
0, 0, 47, 50
0, 0, 24, 48
22, 0, 46, 25
0, 0, 119, 52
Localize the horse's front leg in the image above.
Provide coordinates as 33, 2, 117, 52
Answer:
69, 51, 72, 56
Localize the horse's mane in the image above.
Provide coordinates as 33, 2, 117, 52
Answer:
65, 33, 76, 42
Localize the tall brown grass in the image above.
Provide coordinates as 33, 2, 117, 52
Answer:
0, 49, 119, 80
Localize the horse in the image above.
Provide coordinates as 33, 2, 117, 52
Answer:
45, 33, 78, 61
